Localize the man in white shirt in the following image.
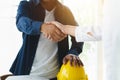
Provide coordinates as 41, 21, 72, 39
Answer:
50, 0, 120, 79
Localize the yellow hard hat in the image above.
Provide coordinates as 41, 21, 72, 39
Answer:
57, 61, 88, 80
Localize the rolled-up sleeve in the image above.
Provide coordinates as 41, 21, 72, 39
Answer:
17, 17, 42, 35
16, 1, 43, 35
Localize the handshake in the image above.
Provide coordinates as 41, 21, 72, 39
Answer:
41, 21, 76, 42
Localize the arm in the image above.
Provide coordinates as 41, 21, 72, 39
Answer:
16, 1, 42, 35
62, 6, 84, 66
65, 33, 84, 66
62, 25, 102, 42
49, 21, 102, 42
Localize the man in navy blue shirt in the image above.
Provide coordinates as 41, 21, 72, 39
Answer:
2, 0, 84, 80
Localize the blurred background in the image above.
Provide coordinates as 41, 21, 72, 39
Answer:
0, 0, 104, 80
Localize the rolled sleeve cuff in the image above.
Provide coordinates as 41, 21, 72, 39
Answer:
32, 21, 42, 35
75, 27, 84, 42
75, 26, 101, 42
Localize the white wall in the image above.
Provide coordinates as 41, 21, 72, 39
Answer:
0, 0, 21, 75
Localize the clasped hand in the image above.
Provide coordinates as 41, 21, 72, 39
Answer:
41, 22, 66, 42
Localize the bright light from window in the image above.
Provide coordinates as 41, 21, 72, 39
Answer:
0, 0, 21, 75
63, 0, 99, 26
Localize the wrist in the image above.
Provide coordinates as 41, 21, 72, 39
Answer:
69, 27, 75, 36
65, 26, 76, 37
41, 23, 46, 33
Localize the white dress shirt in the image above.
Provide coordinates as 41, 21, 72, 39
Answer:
75, 26, 102, 42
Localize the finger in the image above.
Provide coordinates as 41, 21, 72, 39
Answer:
49, 38, 54, 42
55, 29, 66, 38
77, 57, 84, 66
63, 57, 68, 65
50, 31, 65, 42
49, 25, 63, 41
73, 56, 78, 66
54, 29, 67, 42
50, 33, 60, 42
47, 34, 51, 40
43, 33, 49, 38
57, 36, 67, 42
51, 21, 63, 28
80, 60, 84, 66
55, 30, 64, 38
69, 56, 73, 66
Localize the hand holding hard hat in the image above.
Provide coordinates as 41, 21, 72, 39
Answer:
57, 61, 88, 80
63, 54, 84, 66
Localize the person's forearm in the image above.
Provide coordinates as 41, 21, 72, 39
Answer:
47, 21, 76, 37
16, 17, 42, 35
63, 25, 76, 37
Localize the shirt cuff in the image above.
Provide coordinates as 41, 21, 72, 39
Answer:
75, 27, 83, 42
